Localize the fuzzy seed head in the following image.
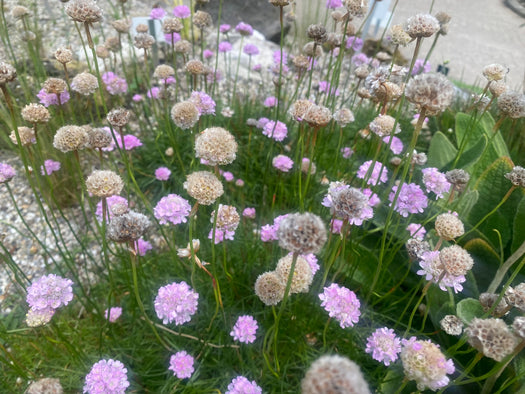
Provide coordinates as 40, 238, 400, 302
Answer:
163, 17, 183, 33
303, 42, 323, 58
369, 114, 400, 137
134, 33, 155, 49
512, 316, 525, 339
53, 125, 89, 152
0, 62, 16, 84
275, 254, 313, 294
333, 108, 355, 127
193, 10, 212, 29
301, 355, 371, 394
86, 170, 123, 198
43, 78, 67, 95
505, 166, 525, 187
292, 54, 310, 71
174, 40, 191, 54
482, 63, 508, 82
303, 104, 332, 127
154, 65, 175, 80
87, 128, 112, 149
331, 187, 368, 222
185, 59, 206, 75
105, 36, 121, 52
255, 271, 285, 306
498, 91, 525, 119
184, 171, 224, 205
65, 0, 103, 23
488, 80, 507, 97
479, 293, 509, 317
504, 283, 525, 312
54, 47, 73, 64
171, 101, 200, 130
445, 169, 469, 191
10, 126, 35, 146
290, 99, 314, 121
406, 238, 430, 260
405, 73, 455, 116
107, 107, 131, 128
277, 213, 327, 255
21, 103, 50, 124
111, 18, 130, 33
439, 245, 473, 276
344, 0, 369, 18
71, 72, 98, 95
107, 210, 150, 243
440, 315, 463, 336
403, 13, 440, 38
307, 24, 328, 44
434, 213, 464, 240
195, 127, 237, 166
375, 81, 403, 102
466, 318, 518, 362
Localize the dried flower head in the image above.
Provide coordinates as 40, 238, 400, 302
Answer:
154, 64, 175, 80
174, 39, 191, 54
193, 10, 212, 29
303, 41, 323, 58
107, 210, 150, 243
43, 78, 67, 95
254, 271, 285, 305
26, 378, 64, 394
269, 0, 290, 6
107, 107, 131, 128
406, 238, 430, 260
390, 24, 412, 46
307, 24, 328, 44
184, 171, 224, 205
275, 254, 313, 294
71, 72, 98, 95
504, 283, 525, 311
111, 18, 130, 33
489, 80, 507, 97
53, 125, 89, 152
405, 73, 455, 116
435, 212, 464, 240
439, 245, 474, 276
163, 17, 183, 33
54, 47, 73, 64
185, 59, 206, 75
344, 0, 369, 18
11, 5, 30, 19
84, 359, 129, 394
479, 292, 509, 317
301, 355, 371, 394
466, 318, 518, 361
105, 36, 121, 52
332, 108, 355, 127
171, 101, 200, 130
375, 81, 403, 102
134, 33, 155, 50
277, 213, 327, 255
87, 127, 112, 149
154, 281, 198, 325
21, 103, 51, 124
85, 170, 123, 198
330, 186, 369, 223
292, 54, 310, 72
482, 63, 508, 82
498, 91, 525, 119
401, 337, 454, 391
95, 45, 109, 58
440, 315, 463, 336
403, 13, 440, 38
0, 62, 17, 84
369, 114, 400, 137
290, 99, 314, 121
65, 0, 103, 23
303, 104, 332, 128
445, 169, 470, 192
512, 316, 525, 339
10, 126, 35, 146
135, 23, 148, 33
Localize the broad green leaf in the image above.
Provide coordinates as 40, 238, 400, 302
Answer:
455, 190, 479, 218
456, 298, 484, 325
464, 238, 501, 294
451, 135, 487, 171
512, 197, 525, 253
427, 131, 457, 169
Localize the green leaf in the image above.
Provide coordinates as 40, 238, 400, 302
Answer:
464, 238, 501, 294
427, 131, 457, 169
456, 298, 484, 325
455, 190, 479, 218
512, 197, 525, 253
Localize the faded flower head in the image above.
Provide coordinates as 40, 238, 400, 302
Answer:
466, 318, 518, 361
254, 271, 285, 306
417, 250, 466, 293
301, 355, 370, 394
446, 169, 470, 192
86, 170, 123, 198
319, 283, 361, 328
65, 0, 103, 24
107, 210, 151, 243
134, 33, 155, 50
154, 281, 199, 325
111, 18, 131, 33
497, 91, 525, 119
43, 78, 67, 95
185, 59, 206, 75
87, 127, 112, 149
277, 212, 327, 255
513, 316, 525, 339
504, 283, 525, 312
333, 108, 354, 127
153, 64, 175, 80
0, 62, 17, 84
440, 245, 474, 276
275, 254, 313, 294
230, 315, 258, 344
303, 104, 332, 128
10, 126, 35, 146
440, 315, 463, 336
401, 337, 454, 391
482, 63, 508, 82
344, 0, 369, 18
26, 378, 63, 394
107, 107, 131, 128
369, 114, 400, 137
505, 166, 525, 187
307, 24, 328, 44
290, 99, 314, 122
83, 359, 129, 394
184, 171, 223, 205
71, 72, 98, 95
489, 80, 508, 97
435, 212, 464, 240
403, 13, 440, 38
21, 103, 51, 124
53, 125, 89, 152
193, 10, 212, 29
171, 101, 200, 130
405, 73, 455, 116
479, 292, 510, 317
195, 127, 237, 166
169, 351, 194, 379
154, 194, 191, 225
163, 17, 183, 34
406, 238, 431, 260
390, 24, 412, 46
365, 328, 402, 366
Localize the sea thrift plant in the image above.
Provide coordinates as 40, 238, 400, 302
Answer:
365, 328, 402, 366
154, 194, 191, 225
154, 281, 199, 325
169, 351, 195, 379
230, 315, 258, 344
319, 283, 361, 328
83, 359, 129, 394
389, 183, 428, 217
226, 376, 262, 394
26, 274, 73, 313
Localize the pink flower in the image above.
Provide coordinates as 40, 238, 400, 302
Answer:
155, 167, 171, 181
190, 91, 216, 115
218, 41, 232, 53
351, 53, 370, 67
154, 194, 191, 225
263, 96, 278, 108
243, 207, 256, 218
95, 195, 128, 222
150, 7, 166, 20
417, 251, 466, 293
389, 183, 428, 217
104, 307, 122, 323
103, 134, 142, 151
102, 72, 127, 95
164, 32, 181, 45
318, 81, 340, 96
272, 154, 293, 172
406, 223, 426, 240
37, 88, 70, 107
235, 179, 244, 187
230, 315, 258, 344
84, 359, 129, 394
357, 160, 388, 185
40, 159, 61, 175
136, 238, 153, 256
365, 327, 402, 366
319, 283, 361, 328
383, 135, 404, 154
260, 214, 288, 242
263, 120, 288, 142
341, 147, 353, 158
220, 24, 231, 34
235, 22, 253, 36
173, 5, 190, 18
346, 36, 363, 51
412, 59, 432, 75
226, 376, 262, 394
422, 167, 451, 199
26, 274, 73, 318
222, 171, 234, 182
330, 218, 343, 234
154, 281, 199, 325
326, 0, 343, 9
243, 44, 259, 56
132, 94, 143, 102
203, 49, 214, 59
169, 351, 194, 379
147, 87, 160, 99
0, 162, 15, 183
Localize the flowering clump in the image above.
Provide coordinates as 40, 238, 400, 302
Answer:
154, 194, 191, 225
417, 250, 466, 293
169, 351, 195, 379
225, 376, 262, 394
154, 281, 199, 325
83, 359, 129, 394
319, 283, 361, 328
401, 337, 454, 391
389, 183, 428, 217
422, 167, 451, 199
357, 160, 388, 185
365, 328, 402, 366
272, 154, 294, 172
104, 307, 123, 323
230, 315, 258, 344
26, 274, 73, 327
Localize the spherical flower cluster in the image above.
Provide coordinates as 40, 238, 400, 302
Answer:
401, 337, 454, 391
275, 254, 313, 293
184, 171, 224, 205
244, 43, 260, 56
40, 159, 61, 176
260, 214, 289, 242
27, 274, 73, 313
272, 154, 294, 172
406, 238, 431, 260
417, 251, 466, 293
10, 126, 35, 146
482, 63, 508, 82
289, 99, 314, 122
365, 327, 402, 366
53, 125, 89, 152
173, 5, 191, 18
304, 104, 332, 128
171, 101, 200, 130
254, 271, 286, 305
466, 318, 518, 361
230, 315, 258, 344
390, 24, 412, 46
504, 283, 525, 311
328, 185, 368, 224
235, 22, 253, 36
169, 351, 194, 379
389, 183, 428, 217
104, 307, 123, 323
403, 13, 440, 38
497, 91, 525, 119
193, 10, 213, 29
505, 166, 525, 187
301, 355, 371, 394
103, 134, 142, 151
369, 114, 400, 137
134, 33, 155, 50
422, 167, 451, 199
479, 292, 510, 317
0, 162, 16, 183
107, 211, 151, 243
71, 72, 98, 95
405, 73, 455, 116
101, 72, 128, 95
357, 160, 388, 185
155, 167, 171, 181
21, 103, 51, 124
195, 127, 237, 166
344, 0, 368, 18
26, 378, 63, 394
446, 169, 470, 192
226, 376, 261, 394
155, 281, 199, 325
65, 0, 102, 23
209, 204, 240, 243
333, 108, 354, 127
277, 212, 327, 255
83, 359, 129, 394
190, 91, 216, 115
440, 315, 463, 336
86, 170, 123, 198
0, 61, 17, 84
154, 194, 191, 225
263, 120, 288, 141
319, 283, 361, 328
95, 195, 128, 222
440, 245, 474, 276
307, 24, 328, 44
434, 212, 464, 241
37, 88, 70, 107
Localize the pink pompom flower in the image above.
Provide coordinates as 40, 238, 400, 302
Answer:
84, 359, 129, 394
365, 327, 402, 366
319, 283, 361, 328
272, 154, 293, 172
230, 315, 258, 344
169, 351, 195, 379
104, 307, 123, 323
154, 281, 199, 325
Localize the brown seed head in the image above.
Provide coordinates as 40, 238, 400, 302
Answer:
65, 0, 103, 23
403, 13, 440, 38
445, 169, 469, 192
153, 64, 175, 80
505, 166, 525, 188
184, 171, 223, 205
26, 378, 64, 394
489, 80, 507, 97
289, 99, 314, 121
497, 91, 525, 119
440, 315, 463, 336
87, 127, 112, 149
171, 101, 200, 130
111, 18, 130, 33
163, 17, 183, 34
195, 127, 238, 166
277, 212, 327, 255
54, 47, 73, 64
303, 42, 323, 58
85, 170, 124, 198
95, 45, 110, 59
105, 36, 121, 52
406, 238, 430, 260
135, 23, 148, 33
53, 125, 89, 152
174, 40, 192, 54
405, 73, 455, 116
369, 114, 400, 137
304, 104, 332, 127
107, 210, 151, 243
466, 318, 518, 362
482, 63, 508, 82
504, 283, 525, 311
10, 127, 36, 146
21, 103, 51, 124
107, 107, 131, 128
185, 59, 206, 75
71, 72, 98, 95
255, 271, 285, 305
134, 33, 155, 50
333, 108, 355, 127
307, 24, 328, 45
43, 78, 67, 95
439, 245, 473, 276
479, 292, 510, 317
344, 0, 369, 18
275, 254, 313, 294
193, 10, 212, 29
434, 213, 464, 240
